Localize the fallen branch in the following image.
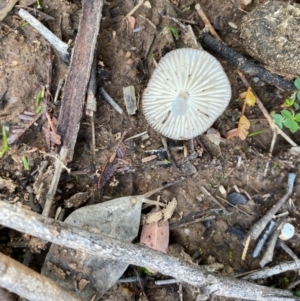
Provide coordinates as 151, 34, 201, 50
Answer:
0, 252, 84, 301
0, 201, 298, 301
56, 0, 103, 161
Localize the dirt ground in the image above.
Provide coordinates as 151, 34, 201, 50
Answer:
1, 0, 300, 301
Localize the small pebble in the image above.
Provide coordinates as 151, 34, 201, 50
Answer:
227, 192, 248, 205
157, 8, 166, 16
144, 0, 151, 8
279, 223, 295, 241
126, 58, 134, 65
125, 51, 132, 58
228, 22, 238, 29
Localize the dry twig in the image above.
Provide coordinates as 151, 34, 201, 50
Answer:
0, 252, 84, 301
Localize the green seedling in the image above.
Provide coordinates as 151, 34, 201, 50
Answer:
36, 0, 42, 9
20, 22, 28, 27
282, 78, 300, 110
0, 126, 10, 158
160, 26, 179, 40
35, 90, 43, 113
248, 130, 264, 137
22, 156, 30, 170
272, 109, 300, 133
36, 90, 43, 106
138, 266, 152, 276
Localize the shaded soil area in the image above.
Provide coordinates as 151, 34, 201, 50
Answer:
1, 0, 300, 300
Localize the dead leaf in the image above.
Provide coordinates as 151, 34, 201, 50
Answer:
140, 215, 169, 254
127, 16, 136, 30
227, 115, 250, 140
142, 198, 177, 224
244, 87, 256, 107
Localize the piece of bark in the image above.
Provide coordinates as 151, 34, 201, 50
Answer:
0, 200, 298, 301
0, 252, 84, 301
57, 0, 103, 161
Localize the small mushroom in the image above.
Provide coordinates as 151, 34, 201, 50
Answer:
142, 48, 231, 140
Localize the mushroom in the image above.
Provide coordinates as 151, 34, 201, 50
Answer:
143, 48, 231, 140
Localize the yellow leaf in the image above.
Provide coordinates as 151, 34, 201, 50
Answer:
227, 115, 250, 140
237, 115, 250, 140
245, 87, 256, 107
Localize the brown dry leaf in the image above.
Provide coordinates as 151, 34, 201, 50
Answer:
127, 16, 136, 30
140, 217, 169, 254
244, 87, 256, 107
227, 115, 250, 140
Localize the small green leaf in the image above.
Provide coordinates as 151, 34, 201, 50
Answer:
289, 120, 299, 133
248, 130, 264, 137
272, 114, 283, 128
36, 90, 43, 105
0, 126, 11, 158
294, 113, 300, 122
281, 109, 293, 119
294, 78, 300, 90
294, 102, 300, 111
160, 26, 179, 40
22, 156, 30, 170
284, 98, 294, 107
36, 105, 42, 113
283, 118, 292, 129
297, 91, 300, 100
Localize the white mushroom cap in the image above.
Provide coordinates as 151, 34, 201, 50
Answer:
143, 48, 231, 140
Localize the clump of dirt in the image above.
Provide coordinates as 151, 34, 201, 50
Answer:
240, 0, 300, 79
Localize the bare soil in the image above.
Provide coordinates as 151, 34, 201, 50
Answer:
1, 0, 300, 301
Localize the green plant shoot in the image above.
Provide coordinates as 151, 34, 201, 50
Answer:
0, 126, 10, 158
160, 26, 179, 40
22, 156, 30, 170
36, 90, 43, 106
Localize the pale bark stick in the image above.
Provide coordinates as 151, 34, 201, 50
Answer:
243, 261, 300, 281
0, 200, 298, 301
0, 252, 84, 301
18, 9, 70, 63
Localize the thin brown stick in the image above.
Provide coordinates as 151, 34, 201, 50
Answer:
123, 0, 145, 21
195, 4, 221, 40
200, 186, 227, 211
0, 201, 298, 301
264, 132, 277, 176
0, 252, 84, 301
42, 146, 68, 217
